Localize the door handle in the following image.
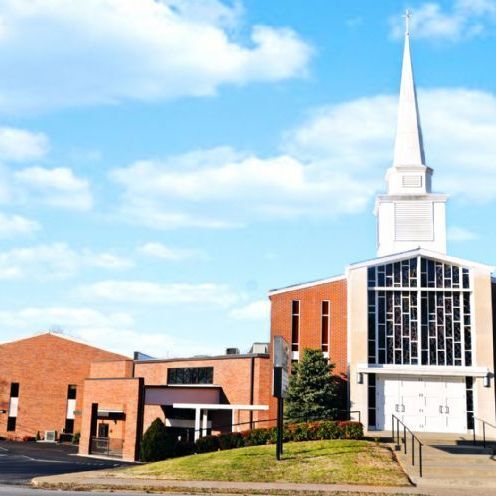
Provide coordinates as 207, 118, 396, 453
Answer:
439, 405, 443, 414
395, 404, 399, 412
401, 405, 405, 412
445, 406, 449, 414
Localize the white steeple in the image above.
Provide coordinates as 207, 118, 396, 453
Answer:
392, 10, 426, 169
375, 11, 447, 256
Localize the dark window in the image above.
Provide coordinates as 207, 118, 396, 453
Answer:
321, 301, 330, 352
98, 423, 109, 438
10, 383, 19, 398
67, 385, 77, 400
291, 300, 300, 352
7, 417, 16, 431
64, 418, 75, 433
167, 367, 214, 385
466, 377, 474, 430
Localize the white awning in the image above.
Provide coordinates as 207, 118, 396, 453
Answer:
172, 403, 268, 411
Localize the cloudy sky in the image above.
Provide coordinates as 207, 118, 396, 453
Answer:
1, 0, 496, 357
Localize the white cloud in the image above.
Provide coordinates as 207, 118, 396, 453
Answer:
0, 243, 133, 280
0, 211, 41, 238
285, 88, 496, 204
111, 87, 496, 228
0, 306, 221, 357
78, 280, 241, 307
0, 127, 49, 161
139, 242, 205, 261
447, 226, 478, 242
14, 167, 93, 210
229, 299, 270, 320
0, 0, 311, 114
111, 147, 372, 228
390, 1, 496, 41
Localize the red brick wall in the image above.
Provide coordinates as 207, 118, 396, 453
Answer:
90, 359, 134, 379
0, 333, 127, 439
268, 278, 348, 420
79, 377, 143, 462
134, 356, 271, 431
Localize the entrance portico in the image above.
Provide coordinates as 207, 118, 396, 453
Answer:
173, 403, 269, 440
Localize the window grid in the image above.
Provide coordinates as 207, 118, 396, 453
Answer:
368, 257, 472, 367
291, 300, 300, 352
321, 300, 330, 353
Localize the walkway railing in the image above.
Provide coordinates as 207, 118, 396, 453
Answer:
192, 409, 362, 438
472, 416, 496, 449
391, 414, 423, 478
90, 437, 124, 458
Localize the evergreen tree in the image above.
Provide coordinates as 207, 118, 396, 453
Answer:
140, 418, 176, 462
284, 348, 339, 422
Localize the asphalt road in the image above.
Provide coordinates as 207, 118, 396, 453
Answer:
0, 440, 130, 485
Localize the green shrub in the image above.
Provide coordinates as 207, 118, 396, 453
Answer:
174, 441, 196, 457
217, 432, 244, 450
195, 434, 220, 453
317, 420, 342, 439
338, 421, 363, 439
140, 418, 176, 462
241, 427, 271, 446
72, 432, 80, 445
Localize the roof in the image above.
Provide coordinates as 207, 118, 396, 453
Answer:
0, 331, 129, 358
268, 274, 346, 296
134, 352, 270, 365
347, 247, 495, 272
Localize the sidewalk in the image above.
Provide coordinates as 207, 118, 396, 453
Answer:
31, 470, 496, 496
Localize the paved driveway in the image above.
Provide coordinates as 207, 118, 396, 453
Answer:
0, 440, 131, 484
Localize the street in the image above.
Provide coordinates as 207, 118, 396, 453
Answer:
0, 487, 194, 496
0, 440, 130, 485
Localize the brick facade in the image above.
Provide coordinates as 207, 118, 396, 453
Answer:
0, 333, 126, 440
268, 277, 348, 419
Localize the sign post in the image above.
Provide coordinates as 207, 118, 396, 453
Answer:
272, 336, 290, 461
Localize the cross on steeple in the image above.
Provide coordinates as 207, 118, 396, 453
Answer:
403, 9, 412, 35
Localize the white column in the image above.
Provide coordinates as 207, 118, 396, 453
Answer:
194, 408, 201, 441
201, 409, 208, 437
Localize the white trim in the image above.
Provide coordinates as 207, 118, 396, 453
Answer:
348, 248, 494, 272
268, 275, 345, 296
173, 403, 269, 411
164, 418, 212, 429
357, 364, 488, 377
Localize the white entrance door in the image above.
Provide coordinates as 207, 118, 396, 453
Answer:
376, 375, 467, 433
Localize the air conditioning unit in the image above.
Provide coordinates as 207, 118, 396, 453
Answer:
226, 347, 240, 355
44, 430, 57, 442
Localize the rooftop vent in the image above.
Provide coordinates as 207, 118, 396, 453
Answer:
249, 343, 269, 354
226, 347, 240, 355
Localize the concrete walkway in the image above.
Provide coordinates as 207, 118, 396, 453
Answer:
391, 433, 496, 490
30, 469, 496, 496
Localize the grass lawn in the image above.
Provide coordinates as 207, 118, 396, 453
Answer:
119, 440, 409, 486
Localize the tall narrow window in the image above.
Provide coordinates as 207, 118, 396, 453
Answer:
291, 300, 300, 352
7, 382, 19, 432
321, 301, 330, 353
65, 385, 77, 433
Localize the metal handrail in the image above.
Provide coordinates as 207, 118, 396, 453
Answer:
192, 409, 362, 436
472, 416, 496, 449
392, 414, 424, 478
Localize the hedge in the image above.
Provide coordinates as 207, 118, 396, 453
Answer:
140, 419, 363, 462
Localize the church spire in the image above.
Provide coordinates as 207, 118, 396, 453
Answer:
392, 10, 426, 167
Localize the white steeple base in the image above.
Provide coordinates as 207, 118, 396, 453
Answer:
375, 194, 447, 256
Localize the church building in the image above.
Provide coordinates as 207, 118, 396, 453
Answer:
269, 22, 496, 434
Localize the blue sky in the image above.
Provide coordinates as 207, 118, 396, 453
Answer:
1, 0, 496, 357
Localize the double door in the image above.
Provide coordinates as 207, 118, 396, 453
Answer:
376, 375, 466, 433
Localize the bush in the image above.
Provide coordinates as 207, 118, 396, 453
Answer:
241, 427, 273, 446
217, 432, 244, 450
195, 434, 219, 453
174, 441, 196, 457
317, 420, 342, 439
140, 418, 177, 462
338, 421, 363, 439
72, 432, 80, 445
